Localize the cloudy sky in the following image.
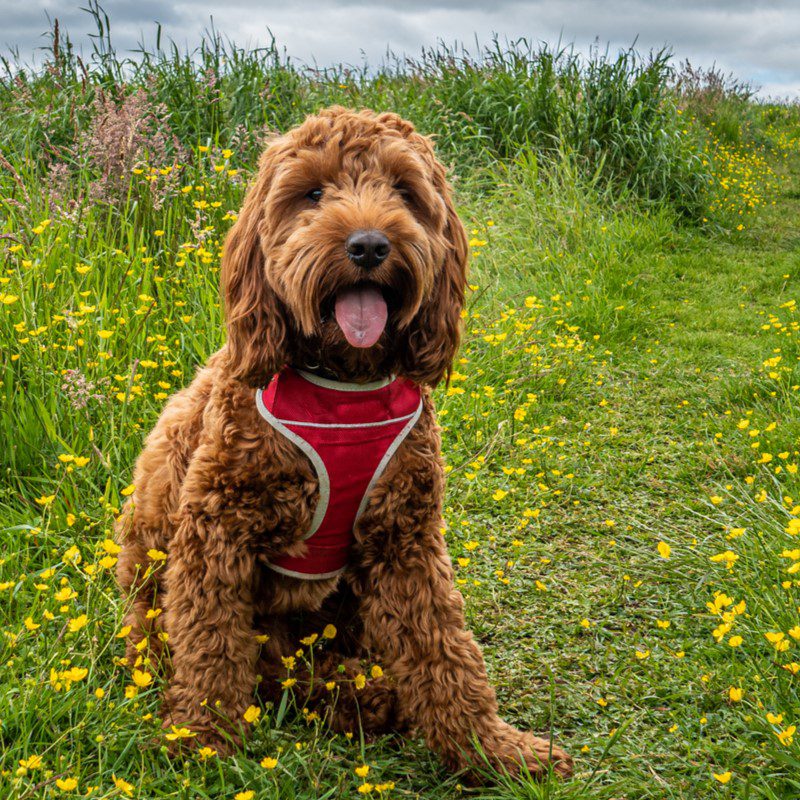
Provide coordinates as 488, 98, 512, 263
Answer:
3, 1, 799, 98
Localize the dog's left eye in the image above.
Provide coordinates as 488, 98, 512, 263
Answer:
306, 188, 323, 203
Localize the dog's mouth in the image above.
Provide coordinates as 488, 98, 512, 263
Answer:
328, 282, 392, 349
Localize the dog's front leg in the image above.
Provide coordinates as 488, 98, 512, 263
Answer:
161, 506, 259, 754
353, 410, 572, 781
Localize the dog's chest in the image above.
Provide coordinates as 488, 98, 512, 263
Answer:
256, 367, 422, 581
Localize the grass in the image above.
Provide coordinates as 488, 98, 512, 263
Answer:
2, 14, 800, 799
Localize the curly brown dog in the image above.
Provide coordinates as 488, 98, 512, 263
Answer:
115, 106, 572, 781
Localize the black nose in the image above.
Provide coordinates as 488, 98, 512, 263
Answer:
345, 229, 390, 270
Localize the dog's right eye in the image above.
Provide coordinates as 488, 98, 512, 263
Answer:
306, 188, 323, 203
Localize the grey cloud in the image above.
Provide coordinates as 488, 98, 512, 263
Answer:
2, 1, 798, 97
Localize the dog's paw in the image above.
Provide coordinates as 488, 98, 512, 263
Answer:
479, 727, 573, 782
513, 731, 573, 779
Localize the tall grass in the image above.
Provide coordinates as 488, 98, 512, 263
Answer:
3, 9, 713, 218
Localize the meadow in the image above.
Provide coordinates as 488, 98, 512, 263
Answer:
2, 15, 800, 799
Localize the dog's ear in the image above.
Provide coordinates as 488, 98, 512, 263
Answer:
221, 146, 289, 387
400, 161, 468, 387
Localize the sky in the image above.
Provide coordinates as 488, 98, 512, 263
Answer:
3, 1, 799, 99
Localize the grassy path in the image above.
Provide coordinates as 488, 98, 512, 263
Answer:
436, 156, 800, 799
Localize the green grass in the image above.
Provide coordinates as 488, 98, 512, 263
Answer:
2, 19, 800, 799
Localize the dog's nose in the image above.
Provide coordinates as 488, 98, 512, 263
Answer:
345, 229, 390, 270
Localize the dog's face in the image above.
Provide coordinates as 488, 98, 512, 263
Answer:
222, 107, 468, 386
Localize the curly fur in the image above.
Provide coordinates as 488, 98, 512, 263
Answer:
115, 107, 572, 781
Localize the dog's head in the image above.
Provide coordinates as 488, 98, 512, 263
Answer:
221, 106, 468, 387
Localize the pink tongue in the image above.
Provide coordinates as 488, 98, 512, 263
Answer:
334, 286, 388, 348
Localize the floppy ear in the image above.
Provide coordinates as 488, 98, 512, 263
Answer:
221, 147, 289, 387
400, 162, 468, 387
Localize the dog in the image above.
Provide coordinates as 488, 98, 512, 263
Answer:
115, 106, 572, 781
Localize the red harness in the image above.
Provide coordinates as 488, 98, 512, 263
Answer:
256, 367, 423, 580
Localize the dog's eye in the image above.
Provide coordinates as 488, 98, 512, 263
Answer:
394, 184, 415, 206
306, 188, 323, 203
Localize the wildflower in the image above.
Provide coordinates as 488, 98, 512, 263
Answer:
282, 678, 297, 689
112, 776, 134, 796
709, 550, 739, 570
713, 772, 732, 784
165, 726, 197, 741
322, 624, 337, 639
355, 765, 370, 778
370, 665, 383, 679
132, 669, 153, 687
776, 726, 796, 746
235, 792, 255, 800
56, 777, 78, 791
68, 614, 88, 633
354, 674, 367, 689
657, 541, 671, 559
261, 756, 278, 769
243, 705, 261, 723
728, 687, 743, 702
198, 746, 217, 759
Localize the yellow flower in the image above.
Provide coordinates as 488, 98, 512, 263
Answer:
355, 764, 370, 778
260, 756, 278, 769
68, 614, 88, 633
132, 669, 153, 688
713, 772, 732, 784
728, 687, 743, 702
657, 541, 671, 559
97, 330, 114, 339
634, 649, 650, 660
147, 548, 167, 562
121, 484, 135, 497
322, 624, 337, 639
776, 725, 796, 746
56, 776, 78, 791
198, 746, 217, 759
102, 539, 122, 555
492, 489, 508, 501
35, 494, 55, 506
235, 792, 255, 800
282, 678, 297, 689
112, 776, 134, 796
710, 550, 739, 570
19, 755, 43, 770
354, 674, 366, 690
728, 635, 743, 647
370, 665, 383, 679
165, 726, 197, 741
243, 705, 261, 724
